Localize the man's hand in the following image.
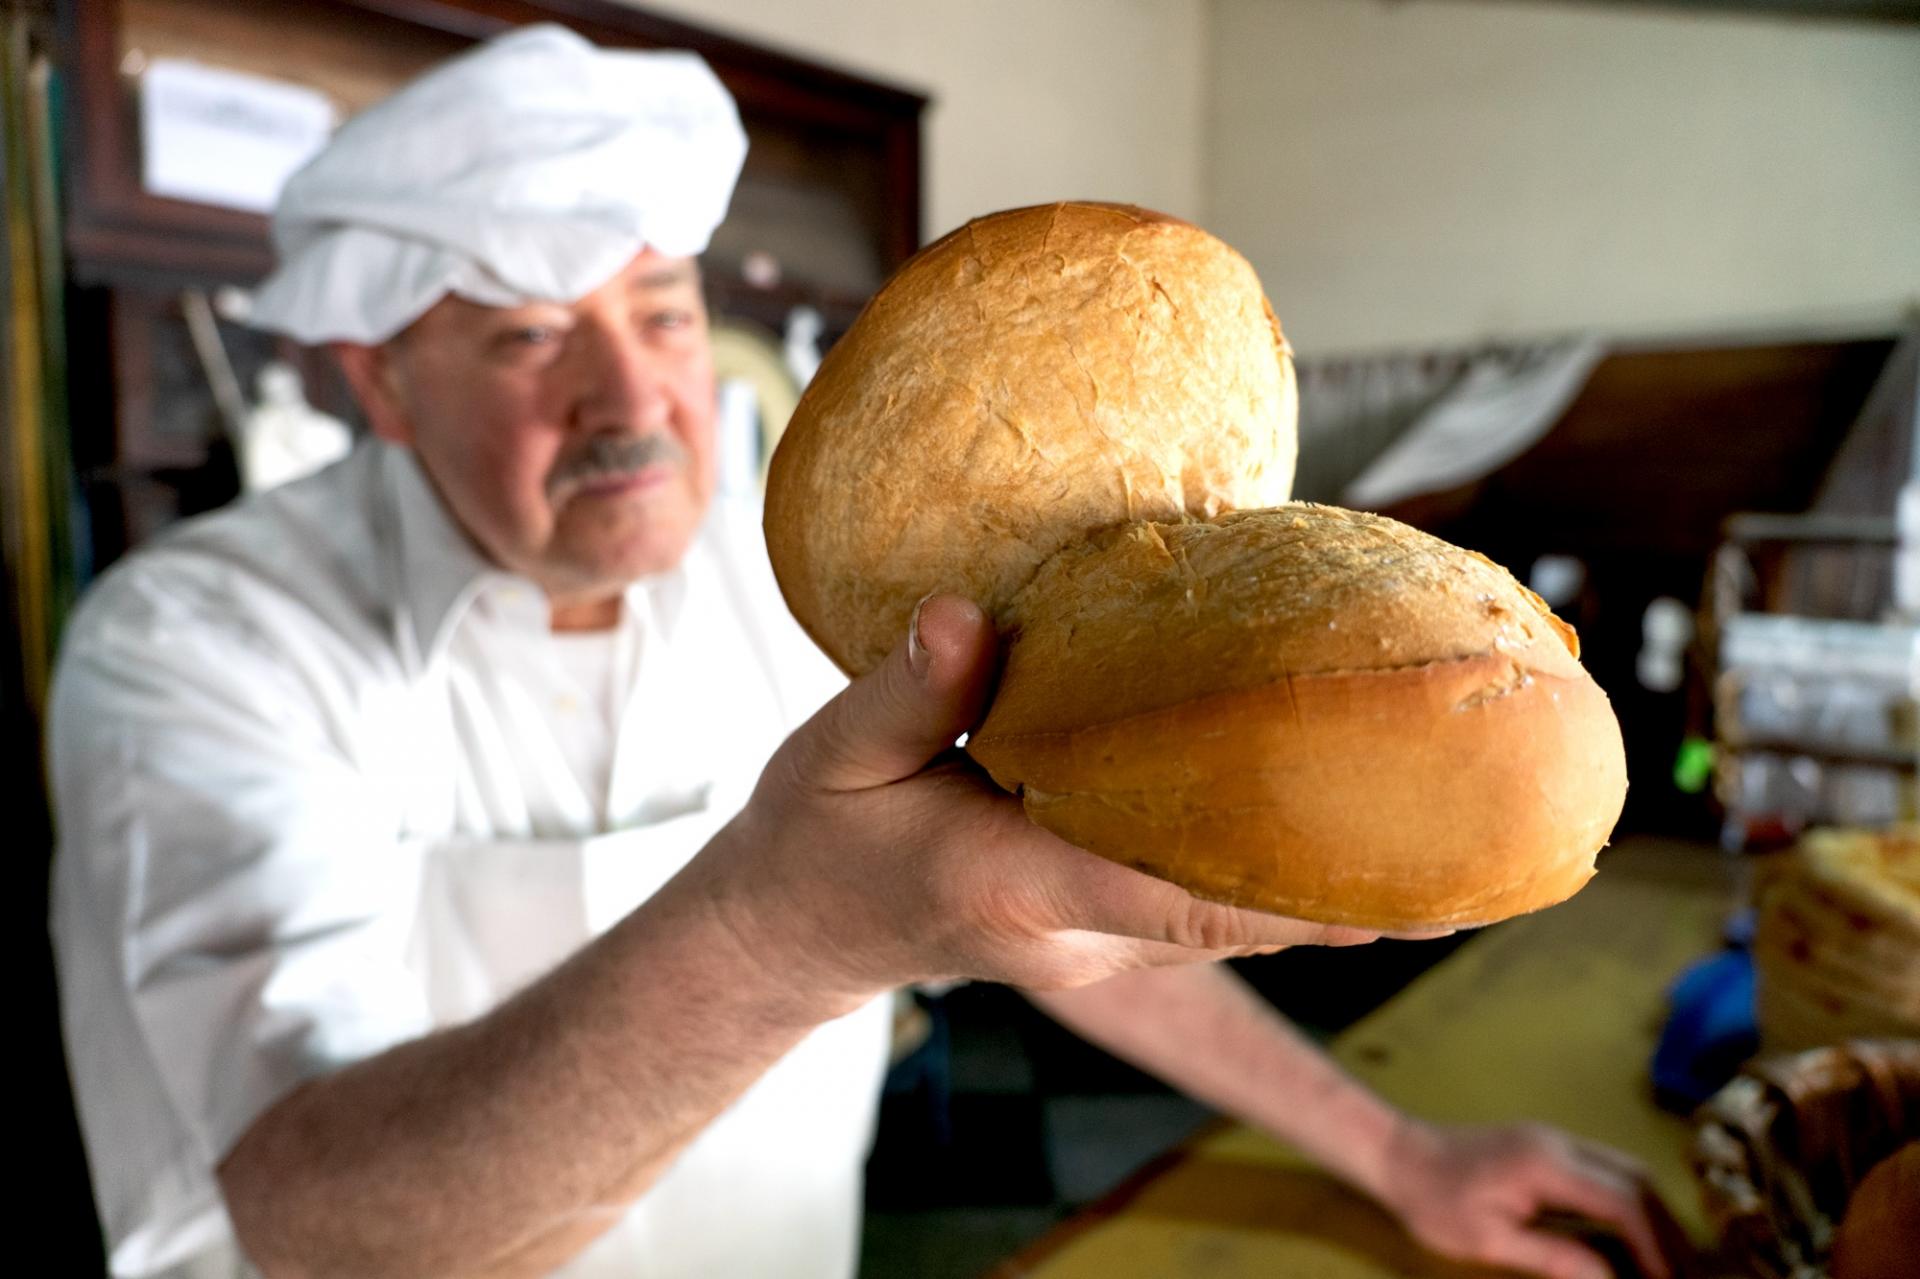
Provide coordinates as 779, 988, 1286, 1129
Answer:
700, 593, 1401, 1002
215, 595, 1413, 1278
1378, 1118, 1689, 1279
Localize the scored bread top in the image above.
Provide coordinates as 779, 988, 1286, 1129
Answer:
967, 504, 1626, 929
1800, 827, 1920, 911
979, 504, 1586, 740
764, 201, 1297, 675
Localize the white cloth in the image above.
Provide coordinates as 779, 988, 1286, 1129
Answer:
237, 362, 353, 493
49, 441, 889, 1279
1341, 337, 1606, 510
1291, 352, 1463, 502
545, 629, 626, 822
247, 24, 748, 344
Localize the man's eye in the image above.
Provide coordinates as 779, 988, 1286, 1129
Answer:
506, 325, 561, 345
648, 310, 694, 332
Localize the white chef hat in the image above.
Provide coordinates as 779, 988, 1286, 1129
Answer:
247, 23, 747, 345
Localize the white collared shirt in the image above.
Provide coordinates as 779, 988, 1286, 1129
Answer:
49, 441, 890, 1279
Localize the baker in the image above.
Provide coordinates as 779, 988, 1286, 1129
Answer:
51, 24, 1679, 1279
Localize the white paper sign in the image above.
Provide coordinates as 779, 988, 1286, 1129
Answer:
140, 59, 335, 215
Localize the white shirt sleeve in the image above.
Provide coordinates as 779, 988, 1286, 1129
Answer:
48, 487, 886, 1278
49, 558, 433, 1197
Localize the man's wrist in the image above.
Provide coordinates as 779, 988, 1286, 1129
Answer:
1257, 1074, 1419, 1208
1361, 1112, 1441, 1212
652, 814, 890, 1031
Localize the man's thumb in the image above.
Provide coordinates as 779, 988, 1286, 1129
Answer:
797, 594, 999, 791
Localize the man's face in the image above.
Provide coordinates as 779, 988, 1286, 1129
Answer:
352, 251, 718, 607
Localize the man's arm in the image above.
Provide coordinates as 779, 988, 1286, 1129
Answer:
1029, 964, 1684, 1279
214, 597, 1381, 1278
217, 830, 854, 1278
1028, 963, 1401, 1194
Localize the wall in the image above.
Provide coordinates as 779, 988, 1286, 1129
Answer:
1206, 0, 1920, 354
635, 0, 1919, 356
636, 0, 1209, 241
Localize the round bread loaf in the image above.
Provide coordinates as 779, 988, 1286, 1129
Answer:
1831, 1139, 1920, 1279
967, 506, 1627, 930
766, 201, 1626, 928
765, 201, 1296, 675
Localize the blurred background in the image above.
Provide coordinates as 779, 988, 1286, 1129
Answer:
7, 0, 1916, 1274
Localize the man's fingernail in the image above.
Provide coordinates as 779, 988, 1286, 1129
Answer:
907, 593, 934, 679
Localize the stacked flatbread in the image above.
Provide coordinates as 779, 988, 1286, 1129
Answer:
1753, 826, 1920, 1053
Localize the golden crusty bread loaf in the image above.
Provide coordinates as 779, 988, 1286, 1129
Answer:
765, 201, 1297, 675
966, 506, 1627, 930
765, 200, 1627, 928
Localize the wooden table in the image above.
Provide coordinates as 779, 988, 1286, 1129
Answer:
993, 838, 1739, 1278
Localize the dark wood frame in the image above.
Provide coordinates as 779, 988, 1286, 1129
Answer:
55, 0, 926, 572
58, 0, 927, 288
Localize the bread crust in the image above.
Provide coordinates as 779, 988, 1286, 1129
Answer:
970, 657, 1620, 929
1832, 1140, 1920, 1279
968, 506, 1627, 929
765, 201, 1297, 675
765, 203, 1627, 928
977, 505, 1590, 735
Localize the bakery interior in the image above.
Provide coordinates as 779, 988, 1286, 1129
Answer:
10, 0, 1920, 1276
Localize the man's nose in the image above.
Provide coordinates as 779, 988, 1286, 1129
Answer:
571, 317, 672, 434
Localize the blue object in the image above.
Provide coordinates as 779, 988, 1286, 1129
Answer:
1650, 912, 1759, 1112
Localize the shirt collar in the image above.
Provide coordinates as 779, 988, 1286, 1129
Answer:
376, 442, 695, 672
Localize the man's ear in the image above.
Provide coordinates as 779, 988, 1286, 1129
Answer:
330, 341, 415, 447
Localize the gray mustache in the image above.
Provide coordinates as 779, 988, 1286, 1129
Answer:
547, 434, 688, 498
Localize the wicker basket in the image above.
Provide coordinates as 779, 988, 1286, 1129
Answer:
1693, 1040, 1920, 1279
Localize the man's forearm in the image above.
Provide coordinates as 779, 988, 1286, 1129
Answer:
220, 822, 865, 1279
1025, 963, 1405, 1202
